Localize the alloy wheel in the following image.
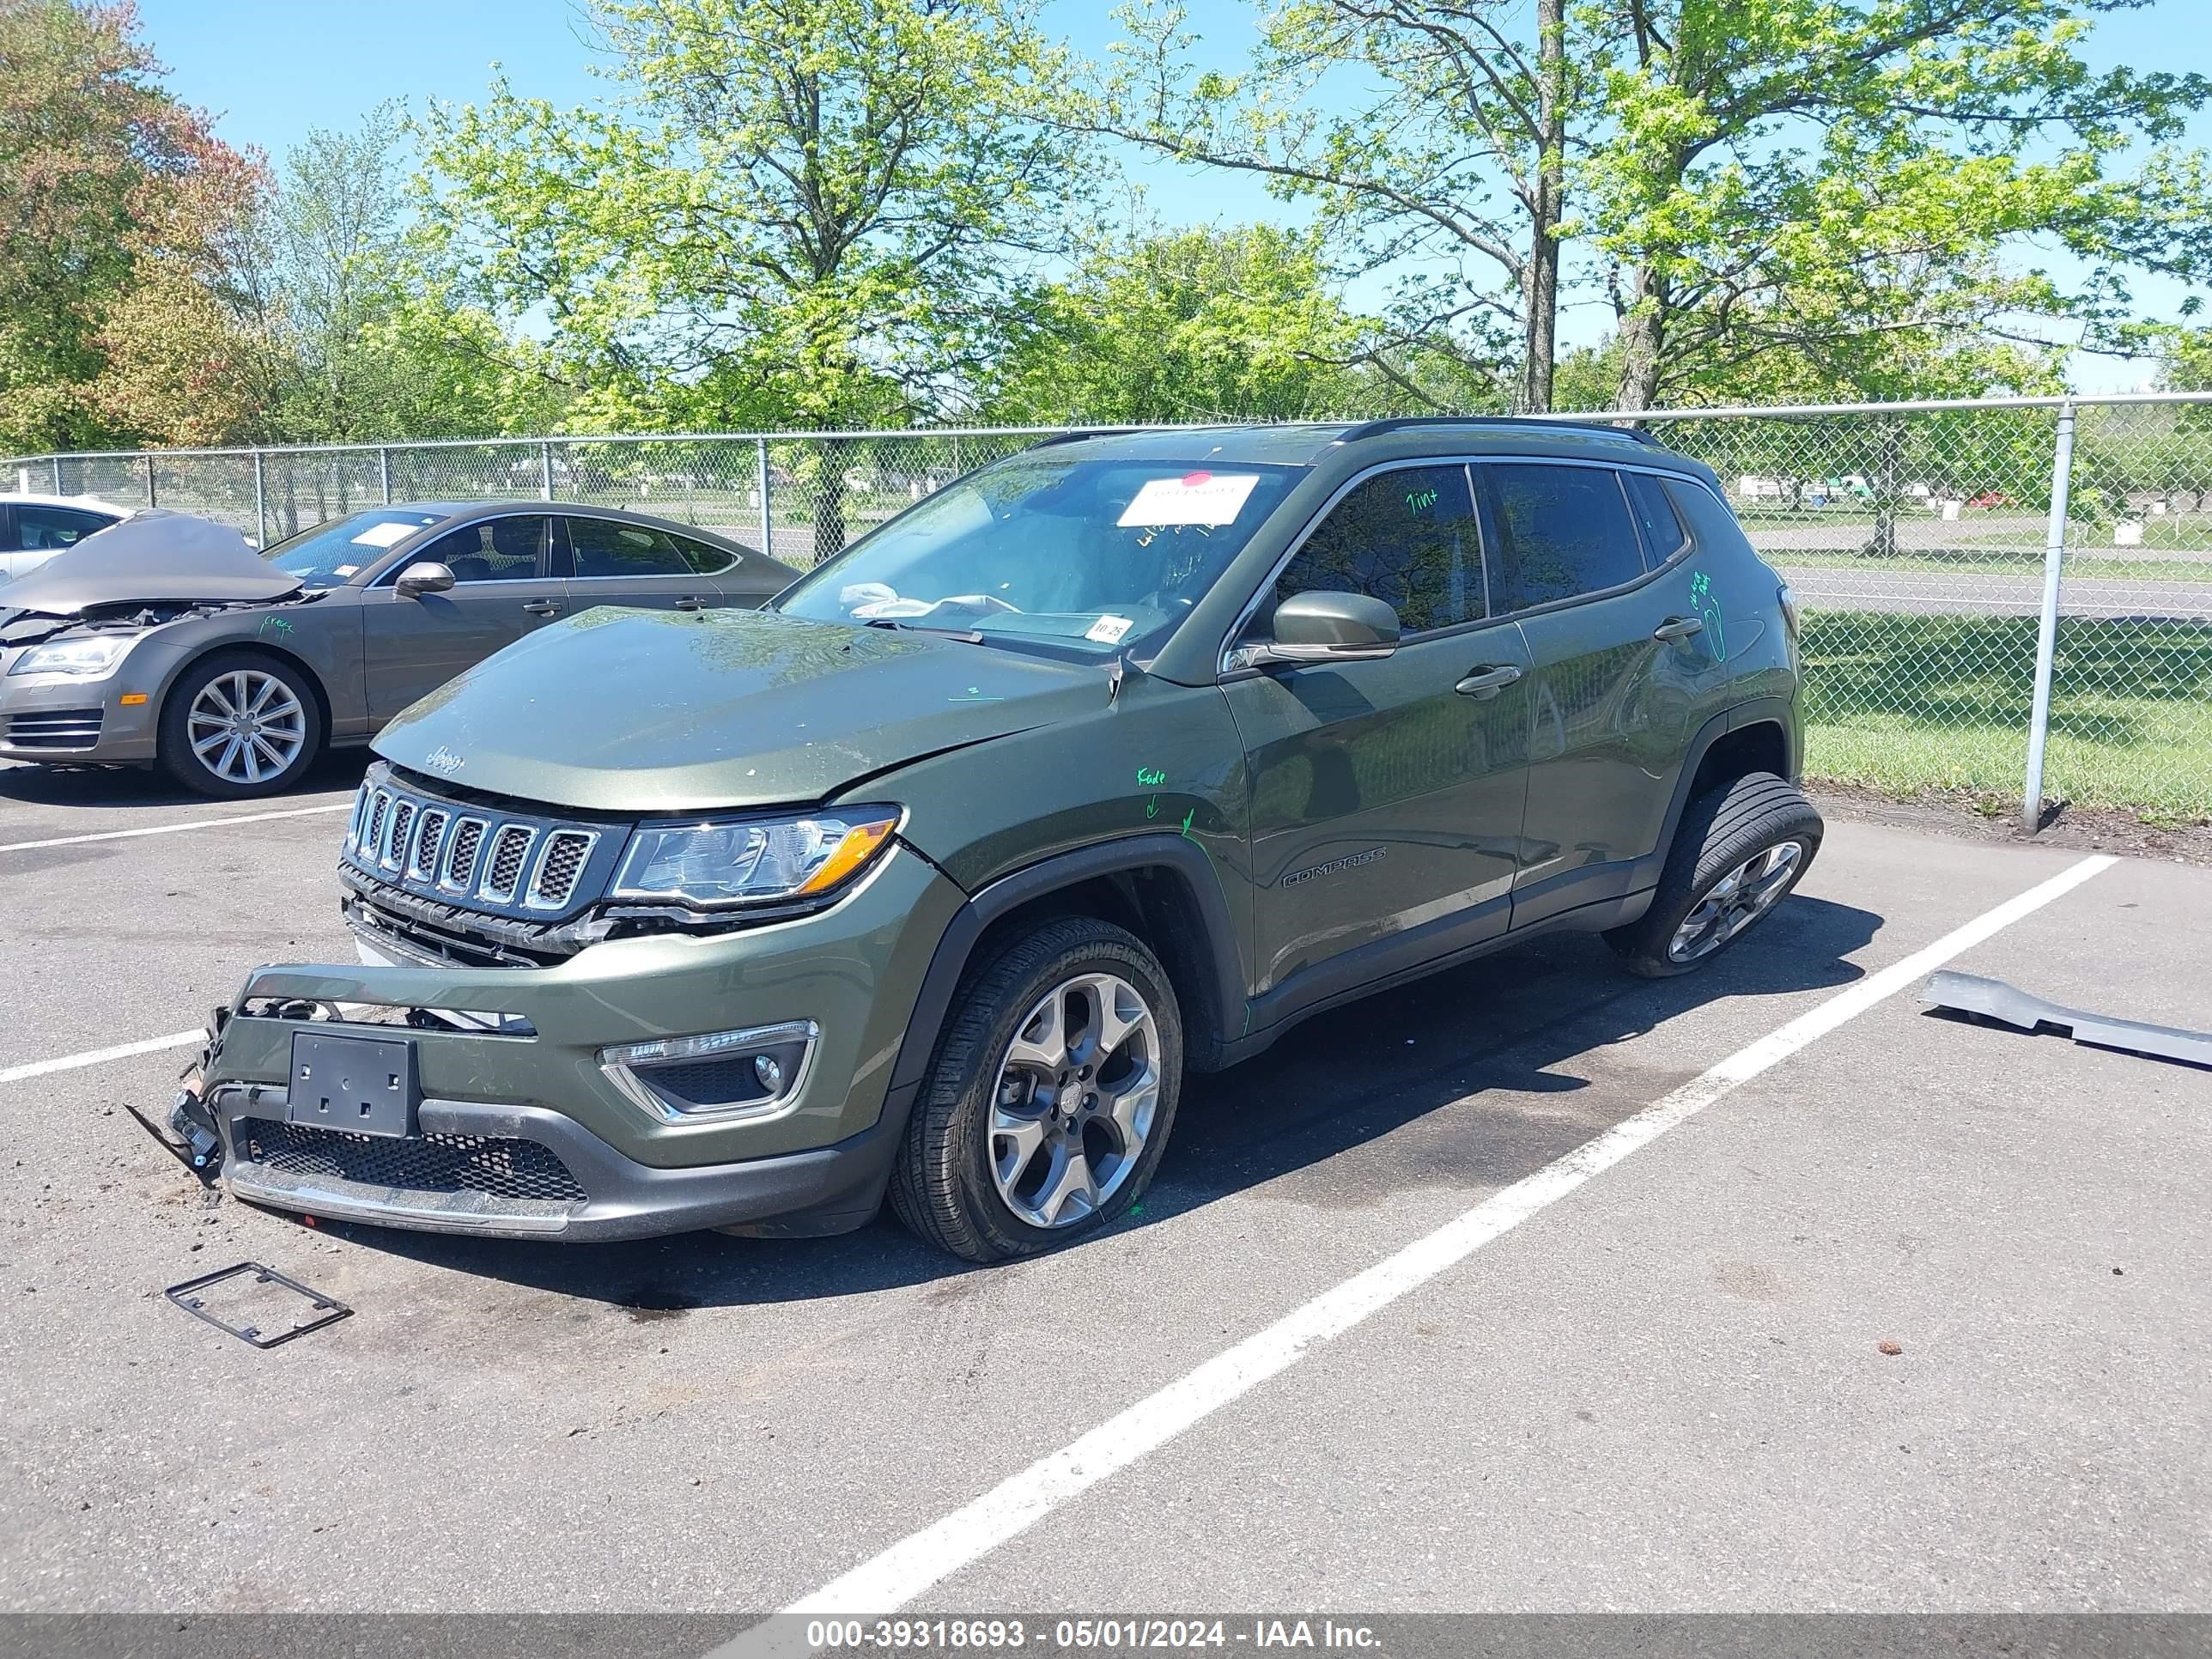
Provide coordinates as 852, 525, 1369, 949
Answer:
988, 971, 1160, 1231
186, 669, 307, 787
1668, 841, 1805, 964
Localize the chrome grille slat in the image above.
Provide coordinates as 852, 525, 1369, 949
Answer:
364, 790, 390, 858
526, 830, 597, 911
407, 809, 450, 881
479, 824, 537, 904
381, 800, 416, 872
441, 817, 488, 891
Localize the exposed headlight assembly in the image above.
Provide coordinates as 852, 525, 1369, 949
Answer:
9, 634, 132, 678
611, 807, 900, 909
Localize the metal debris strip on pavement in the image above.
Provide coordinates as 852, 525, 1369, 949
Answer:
163, 1261, 352, 1350
1921, 969, 2212, 1068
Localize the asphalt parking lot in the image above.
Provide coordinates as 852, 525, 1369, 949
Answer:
1, 756, 2207, 1630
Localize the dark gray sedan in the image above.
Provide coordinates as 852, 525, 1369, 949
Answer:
0, 501, 796, 798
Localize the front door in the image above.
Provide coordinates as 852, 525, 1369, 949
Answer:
362, 513, 568, 721
1223, 462, 1533, 1004
1477, 461, 1722, 927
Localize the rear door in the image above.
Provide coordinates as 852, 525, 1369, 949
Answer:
361, 513, 568, 721
1479, 461, 1725, 927
1224, 461, 1533, 1001
559, 515, 724, 613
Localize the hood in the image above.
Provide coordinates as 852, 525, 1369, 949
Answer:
374, 605, 1108, 813
0, 510, 299, 617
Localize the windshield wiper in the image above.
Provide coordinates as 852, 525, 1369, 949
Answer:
863, 618, 984, 643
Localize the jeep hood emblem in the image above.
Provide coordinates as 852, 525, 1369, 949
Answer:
424, 746, 465, 776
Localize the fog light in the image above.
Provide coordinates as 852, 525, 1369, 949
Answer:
599, 1020, 817, 1123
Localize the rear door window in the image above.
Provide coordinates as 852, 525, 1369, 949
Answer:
1624, 471, 1689, 562
568, 517, 692, 579
1480, 464, 1647, 613
1272, 464, 1485, 635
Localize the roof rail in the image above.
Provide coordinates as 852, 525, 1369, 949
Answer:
1026, 428, 1143, 449
1332, 415, 1663, 447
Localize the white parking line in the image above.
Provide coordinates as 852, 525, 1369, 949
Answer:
715, 851, 2118, 1651
0, 1030, 205, 1087
0, 800, 352, 855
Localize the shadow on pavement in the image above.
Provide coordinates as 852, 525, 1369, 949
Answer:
323, 892, 1882, 1310
0, 749, 370, 809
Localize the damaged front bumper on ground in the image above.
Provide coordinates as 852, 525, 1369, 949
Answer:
171, 844, 964, 1241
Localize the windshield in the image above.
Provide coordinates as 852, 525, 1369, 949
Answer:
774, 457, 1305, 656
266, 509, 449, 588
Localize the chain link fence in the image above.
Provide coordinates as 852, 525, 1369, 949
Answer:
10, 395, 2212, 823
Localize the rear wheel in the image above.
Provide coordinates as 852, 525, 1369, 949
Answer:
890, 915, 1182, 1262
1607, 771, 1822, 977
158, 651, 322, 799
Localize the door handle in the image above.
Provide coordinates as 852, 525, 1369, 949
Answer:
522, 599, 562, 617
673, 596, 707, 612
1652, 615, 1705, 641
1454, 665, 1524, 699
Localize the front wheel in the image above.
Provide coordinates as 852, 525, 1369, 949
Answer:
157, 651, 323, 799
1607, 771, 1822, 977
890, 915, 1182, 1262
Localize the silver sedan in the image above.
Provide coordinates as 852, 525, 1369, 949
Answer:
0, 501, 797, 798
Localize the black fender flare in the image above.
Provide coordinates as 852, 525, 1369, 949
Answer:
882, 834, 1245, 1124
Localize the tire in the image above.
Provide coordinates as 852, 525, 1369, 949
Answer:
1606, 770, 1823, 978
890, 915, 1183, 1262
157, 650, 324, 799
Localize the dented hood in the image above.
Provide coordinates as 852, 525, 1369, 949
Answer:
372, 605, 1106, 814
0, 510, 299, 617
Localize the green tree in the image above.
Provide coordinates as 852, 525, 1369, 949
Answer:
1073, 0, 1573, 411
417, 0, 1087, 553
985, 222, 1371, 422
0, 0, 265, 451
1581, 0, 2212, 410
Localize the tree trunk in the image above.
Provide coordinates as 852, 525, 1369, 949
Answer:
1614, 270, 1665, 413
1518, 0, 1566, 414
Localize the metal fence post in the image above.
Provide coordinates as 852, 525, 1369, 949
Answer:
757, 437, 772, 558
52, 457, 63, 495
252, 451, 267, 549
379, 447, 392, 505
2021, 399, 2077, 836
539, 441, 555, 501
143, 454, 156, 508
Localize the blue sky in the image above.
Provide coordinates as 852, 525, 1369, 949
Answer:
137, 0, 2208, 394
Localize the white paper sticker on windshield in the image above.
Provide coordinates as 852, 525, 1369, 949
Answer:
349, 521, 419, 548
1085, 614, 1133, 645
1117, 472, 1261, 527
332, 564, 359, 579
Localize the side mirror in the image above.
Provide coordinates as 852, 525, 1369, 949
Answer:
395, 561, 455, 598
1250, 590, 1401, 665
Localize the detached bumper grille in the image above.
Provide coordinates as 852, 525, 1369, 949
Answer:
7, 708, 103, 750
238, 1120, 586, 1204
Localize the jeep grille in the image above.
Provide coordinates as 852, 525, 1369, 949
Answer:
341, 768, 623, 924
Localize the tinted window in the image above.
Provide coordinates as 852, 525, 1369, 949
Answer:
673, 533, 740, 575
1483, 465, 1645, 613
1624, 472, 1687, 561
418, 515, 550, 583
268, 508, 448, 587
1662, 477, 1759, 558
15, 505, 117, 552
569, 518, 690, 579
1273, 465, 1483, 635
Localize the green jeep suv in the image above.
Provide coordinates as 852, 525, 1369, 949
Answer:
176, 419, 1822, 1262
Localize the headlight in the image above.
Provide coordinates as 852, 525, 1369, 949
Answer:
611, 807, 900, 908
9, 635, 132, 678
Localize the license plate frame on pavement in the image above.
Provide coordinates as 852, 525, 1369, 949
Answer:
286, 1030, 420, 1139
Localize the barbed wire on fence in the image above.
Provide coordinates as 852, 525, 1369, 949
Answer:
9, 395, 2211, 823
